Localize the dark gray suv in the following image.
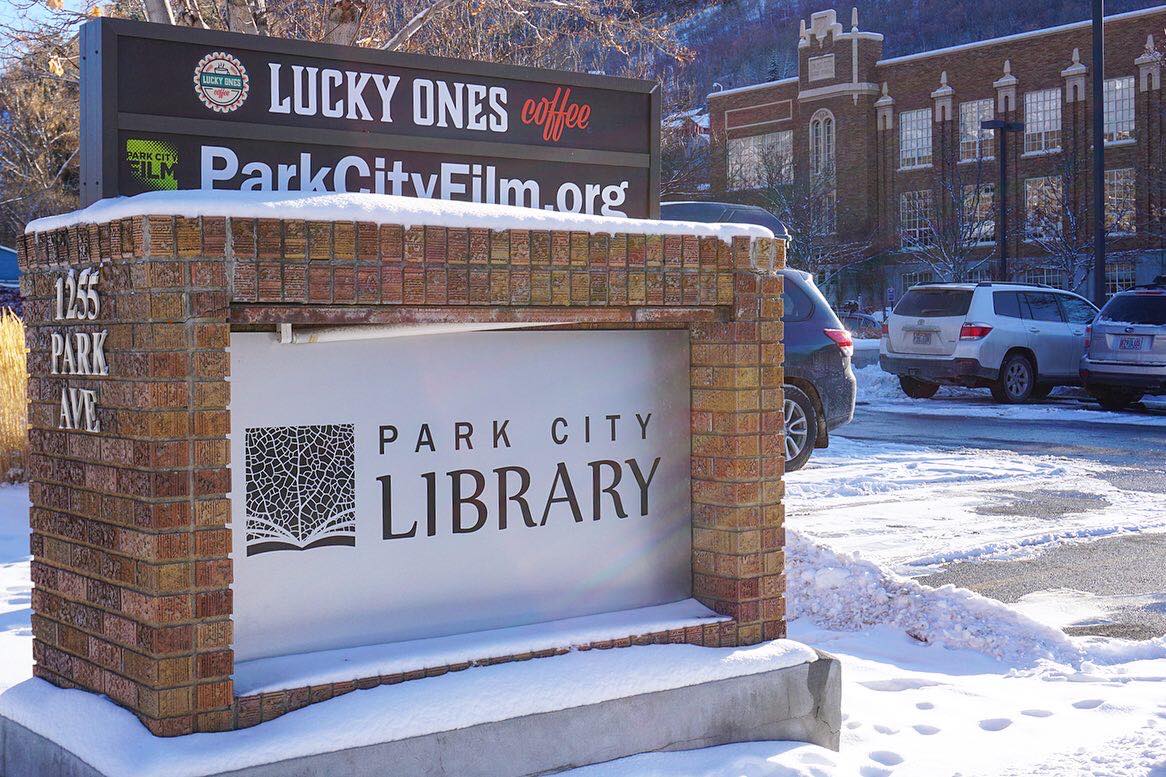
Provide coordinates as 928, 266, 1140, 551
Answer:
660, 202, 856, 470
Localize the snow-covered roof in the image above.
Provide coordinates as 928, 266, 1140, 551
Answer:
708, 77, 798, 100
26, 191, 776, 244
878, 5, 1166, 66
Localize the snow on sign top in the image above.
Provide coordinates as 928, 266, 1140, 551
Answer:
25, 190, 777, 244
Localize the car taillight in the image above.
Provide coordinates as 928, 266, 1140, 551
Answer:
881, 321, 889, 338
959, 322, 993, 340
1084, 324, 1092, 349
824, 328, 854, 358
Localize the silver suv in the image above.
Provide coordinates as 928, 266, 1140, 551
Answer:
1080, 277, 1166, 410
880, 282, 1098, 403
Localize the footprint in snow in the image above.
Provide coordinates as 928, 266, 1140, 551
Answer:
846, 721, 863, 730
1072, 699, 1104, 710
868, 751, 905, 766
874, 724, 900, 735
859, 767, 891, 777
979, 718, 1012, 731
1021, 709, 1054, 718
912, 724, 941, 735
916, 702, 935, 710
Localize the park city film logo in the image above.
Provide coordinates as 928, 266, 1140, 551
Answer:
125, 138, 178, 190
193, 51, 250, 113
244, 424, 356, 556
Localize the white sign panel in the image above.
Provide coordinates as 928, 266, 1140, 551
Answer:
230, 330, 692, 662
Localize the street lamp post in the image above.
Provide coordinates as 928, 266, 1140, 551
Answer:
982, 119, 1025, 281
1091, 0, 1107, 305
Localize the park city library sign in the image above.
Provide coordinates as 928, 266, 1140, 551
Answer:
79, 19, 661, 217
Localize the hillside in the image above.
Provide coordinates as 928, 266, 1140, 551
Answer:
669, 0, 1164, 106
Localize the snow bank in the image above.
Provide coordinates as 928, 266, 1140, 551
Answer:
0, 639, 816, 777
785, 530, 1166, 666
25, 190, 775, 243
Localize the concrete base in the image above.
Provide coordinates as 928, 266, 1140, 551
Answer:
1, 651, 840, 777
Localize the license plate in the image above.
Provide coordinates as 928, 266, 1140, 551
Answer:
913, 332, 932, 345
1118, 336, 1145, 351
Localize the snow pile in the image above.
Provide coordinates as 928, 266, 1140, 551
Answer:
787, 529, 1084, 665
25, 190, 774, 243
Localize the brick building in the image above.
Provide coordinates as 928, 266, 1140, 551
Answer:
707, 5, 1166, 306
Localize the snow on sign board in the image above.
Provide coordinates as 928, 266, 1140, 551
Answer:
229, 330, 693, 663
79, 19, 660, 217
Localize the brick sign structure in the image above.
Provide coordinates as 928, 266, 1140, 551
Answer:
19, 197, 787, 736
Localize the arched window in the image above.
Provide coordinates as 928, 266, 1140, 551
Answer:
810, 109, 835, 177
809, 109, 837, 234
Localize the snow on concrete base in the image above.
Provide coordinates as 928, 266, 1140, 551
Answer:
0, 640, 817, 777
235, 598, 729, 695
25, 190, 774, 243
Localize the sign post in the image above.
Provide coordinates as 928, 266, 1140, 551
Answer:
80, 19, 660, 217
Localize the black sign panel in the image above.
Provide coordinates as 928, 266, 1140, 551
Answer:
81, 19, 660, 217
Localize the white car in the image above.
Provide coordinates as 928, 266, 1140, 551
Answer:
879, 282, 1098, 403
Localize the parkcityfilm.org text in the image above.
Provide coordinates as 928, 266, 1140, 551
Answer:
200, 145, 633, 216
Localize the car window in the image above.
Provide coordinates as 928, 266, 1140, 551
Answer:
1099, 294, 1166, 325
894, 289, 973, 317
1058, 295, 1098, 325
782, 281, 815, 322
1022, 292, 1066, 322
993, 291, 1022, 318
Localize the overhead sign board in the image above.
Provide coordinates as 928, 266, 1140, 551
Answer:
79, 19, 660, 217
229, 330, 692, 662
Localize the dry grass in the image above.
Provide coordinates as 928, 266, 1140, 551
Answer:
0, 311, 28, 482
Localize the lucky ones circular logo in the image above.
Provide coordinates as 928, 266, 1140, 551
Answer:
193, 52, 249, 113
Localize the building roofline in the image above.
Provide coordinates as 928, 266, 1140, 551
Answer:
708, 76, 798, 100
877, 4, 1166, 66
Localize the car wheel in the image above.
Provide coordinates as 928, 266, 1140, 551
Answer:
1030, 383, 1054, 400
990, 353, 1035, 403
783, 384, 819, 473
1089, 387, 1144, 412
899, 376, 940, 399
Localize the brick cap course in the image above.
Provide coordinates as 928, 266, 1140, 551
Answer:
25, 190, 782, 245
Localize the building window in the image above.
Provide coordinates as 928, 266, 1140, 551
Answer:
1104, 76, 1135, 144
1106, 261, 1137, 295
1018, 266, 1067, 289
962, 183, 995, 243
1105, 168, 1136, 235
901, 269, 934, 288
726, 131, 793, 190
813, 189, 837, 235
899, 189, 935, 249
1023, 88, 1062, 154
964, 264, 993, 283
899, 108, 932, 169
810, 109, 835, 177
959, 99, 994, 161
1025, 176, 1063, 240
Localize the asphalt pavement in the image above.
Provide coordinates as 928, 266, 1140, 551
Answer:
840, 396, 1166, 639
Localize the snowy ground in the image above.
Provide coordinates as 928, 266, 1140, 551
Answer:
0, 485, 30, 693
2, 360, 1165, 775
786, 434, 1166, 575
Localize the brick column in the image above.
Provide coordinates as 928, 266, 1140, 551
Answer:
21, 216, 233, 736
690, 236, 786, 646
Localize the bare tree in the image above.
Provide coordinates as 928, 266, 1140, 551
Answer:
902, 126, 996, 282
762, 163, 873, 287
1021, 151, 1135, 291
0, 0, 690, 239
